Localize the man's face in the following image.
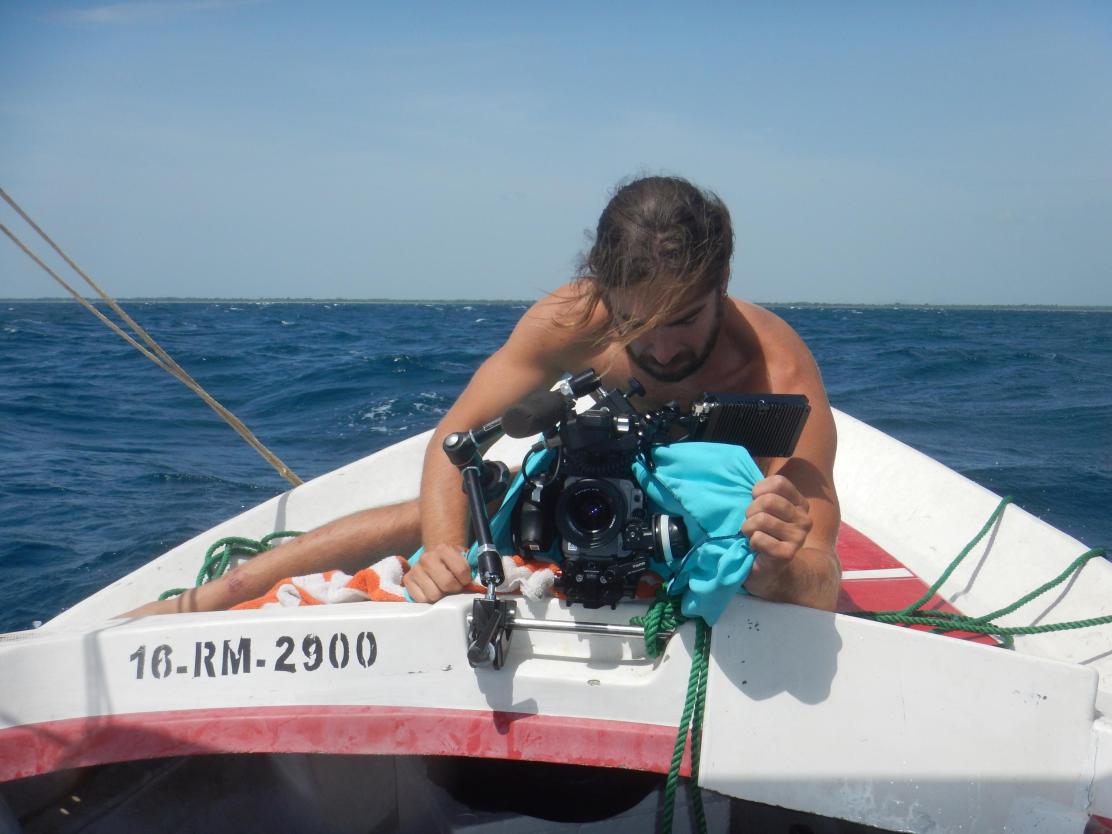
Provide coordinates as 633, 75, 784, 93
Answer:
613, 287, 724, 384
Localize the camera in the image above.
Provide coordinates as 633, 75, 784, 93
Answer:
452, 370, 809, 668
499, 369, 812, 610
507, 371, 689, 609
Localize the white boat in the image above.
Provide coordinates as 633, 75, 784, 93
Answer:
1, 409, 1111, 833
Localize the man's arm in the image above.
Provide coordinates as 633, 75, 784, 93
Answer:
403, 290, 595, 602
741, 315, 842, 611
121, 501, 424, 617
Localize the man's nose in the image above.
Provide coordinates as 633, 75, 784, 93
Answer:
647, 333, 683, 365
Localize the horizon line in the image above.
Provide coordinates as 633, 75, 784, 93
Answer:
2, 297, 1111, 311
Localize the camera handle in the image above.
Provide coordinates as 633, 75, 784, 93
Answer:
443, 421, 513, 668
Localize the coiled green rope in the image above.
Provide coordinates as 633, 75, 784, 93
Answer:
159, 531, 303, 600
853, 496, 1109, 648
632, 593, 711, 834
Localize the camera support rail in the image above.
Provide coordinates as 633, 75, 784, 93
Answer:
467, 609, 673, 640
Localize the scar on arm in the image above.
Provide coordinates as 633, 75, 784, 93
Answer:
225, 566, 247, 595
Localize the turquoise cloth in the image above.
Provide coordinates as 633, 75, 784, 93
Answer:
412, 442, 762, 624
631, 443, 762, 623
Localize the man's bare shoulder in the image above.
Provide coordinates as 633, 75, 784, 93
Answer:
734, 300, 822, 390
523, 281, 599, 320
516, 282, 606, 342
503, 282, 608, 370
734, 299, 802, 344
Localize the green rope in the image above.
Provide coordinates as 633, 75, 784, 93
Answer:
159, 531, 303, 600
853, 496, 1109, 648
632, 594, 711, 834
895, 496, 1013, 615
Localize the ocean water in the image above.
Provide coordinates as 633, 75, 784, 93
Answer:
1, 301, 1109, 633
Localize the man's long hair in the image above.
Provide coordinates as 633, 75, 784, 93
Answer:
567, 176, 734, 345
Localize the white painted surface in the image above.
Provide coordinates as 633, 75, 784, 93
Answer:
841, 568, 914, 580
2, 595, 691, 731
701, 597, 1098, 833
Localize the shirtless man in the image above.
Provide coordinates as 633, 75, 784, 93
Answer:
126, 176, 840, 618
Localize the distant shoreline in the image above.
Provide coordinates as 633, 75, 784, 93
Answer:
2, 297, 1110, 312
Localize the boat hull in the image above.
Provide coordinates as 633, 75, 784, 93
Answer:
4, 410, 1112, 832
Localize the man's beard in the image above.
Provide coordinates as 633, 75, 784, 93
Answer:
624, 295, 723, 384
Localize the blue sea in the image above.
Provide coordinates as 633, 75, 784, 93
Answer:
1, 301, 1109, 634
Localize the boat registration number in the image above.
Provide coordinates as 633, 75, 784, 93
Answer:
126, 631, 378, 680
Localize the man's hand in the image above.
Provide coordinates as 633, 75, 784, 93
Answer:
741, 475, 814, 599
403, 543, 474, 603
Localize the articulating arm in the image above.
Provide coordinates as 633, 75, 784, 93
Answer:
442, 422, 513, 668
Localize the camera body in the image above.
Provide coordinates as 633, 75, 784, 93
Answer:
511, 373, 688, 609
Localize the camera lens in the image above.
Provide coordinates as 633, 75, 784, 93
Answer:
569, 488, 614, 533
556, 478, 625, 549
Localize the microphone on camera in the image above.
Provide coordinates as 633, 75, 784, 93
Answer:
502, 390, 568, 438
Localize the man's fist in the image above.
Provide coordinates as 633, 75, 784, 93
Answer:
403, 543, 474, 603
742, 474, 812, 596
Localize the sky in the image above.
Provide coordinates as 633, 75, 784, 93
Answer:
1, 1, 1110, 305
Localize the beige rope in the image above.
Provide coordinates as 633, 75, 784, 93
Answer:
1, 188, 302, 486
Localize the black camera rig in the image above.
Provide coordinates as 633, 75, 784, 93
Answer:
445, 369, 810, 669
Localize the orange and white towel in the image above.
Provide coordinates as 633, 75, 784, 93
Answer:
233, 553, 561, 610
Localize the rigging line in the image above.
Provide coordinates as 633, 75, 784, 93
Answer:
0, 218, 302, 487
3, 224, 174, 368
0, 187, 266, 444
1, 186, 183, 374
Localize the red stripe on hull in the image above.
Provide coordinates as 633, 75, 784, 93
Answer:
836, 523, 904, 571
839, 576, 933, 612
837, 524, 997, 645
0, 706, 688, 783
